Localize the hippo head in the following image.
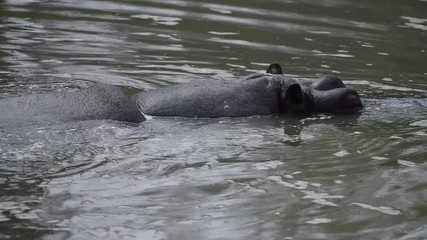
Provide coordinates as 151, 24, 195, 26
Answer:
281, 84, 363, 114
267, 63, 363, 114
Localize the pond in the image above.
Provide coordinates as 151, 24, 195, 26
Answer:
0, 0, 426, 239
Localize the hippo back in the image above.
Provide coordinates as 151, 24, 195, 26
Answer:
0, 83, 145, 129
133, 75, 287, 118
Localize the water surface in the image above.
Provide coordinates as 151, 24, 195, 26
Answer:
0, 0, 426, 239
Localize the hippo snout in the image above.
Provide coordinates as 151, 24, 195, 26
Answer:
344, 93, 363, 113
310, 87, 363, 114
335, 88, 363, 113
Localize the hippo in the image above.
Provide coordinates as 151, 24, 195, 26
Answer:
134, 63, 363, 117
0, 63, 362, 128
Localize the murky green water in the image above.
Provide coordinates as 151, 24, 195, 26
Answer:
0, 0, 426, 239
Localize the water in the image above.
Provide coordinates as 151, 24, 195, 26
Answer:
0, 0, 426, 239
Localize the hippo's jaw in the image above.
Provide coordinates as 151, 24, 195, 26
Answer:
311, 88, 363, 114
342, 93, 364, 113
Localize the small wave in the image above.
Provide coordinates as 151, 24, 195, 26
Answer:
351, 202, 401, 215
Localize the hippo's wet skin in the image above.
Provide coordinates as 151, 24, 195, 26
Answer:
135, 63, 363, 117
134, 74, 362, 117
0, 63, 362, 128
0, 84, 145, 128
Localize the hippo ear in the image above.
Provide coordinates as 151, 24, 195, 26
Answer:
266, 63, 283, 74
285, 84, 304, 105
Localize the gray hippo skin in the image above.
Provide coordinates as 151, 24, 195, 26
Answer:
133, 64, 362, 117
133, 75, 285, 118
0, 63, 362, 128
0, 84, 145, 128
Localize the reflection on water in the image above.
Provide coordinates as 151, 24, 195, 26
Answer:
1, 0, 427, 239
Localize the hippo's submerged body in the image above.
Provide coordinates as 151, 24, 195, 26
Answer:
0, 64, 363, 128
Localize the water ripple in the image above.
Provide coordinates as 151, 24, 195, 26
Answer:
1, 0, 427, 239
